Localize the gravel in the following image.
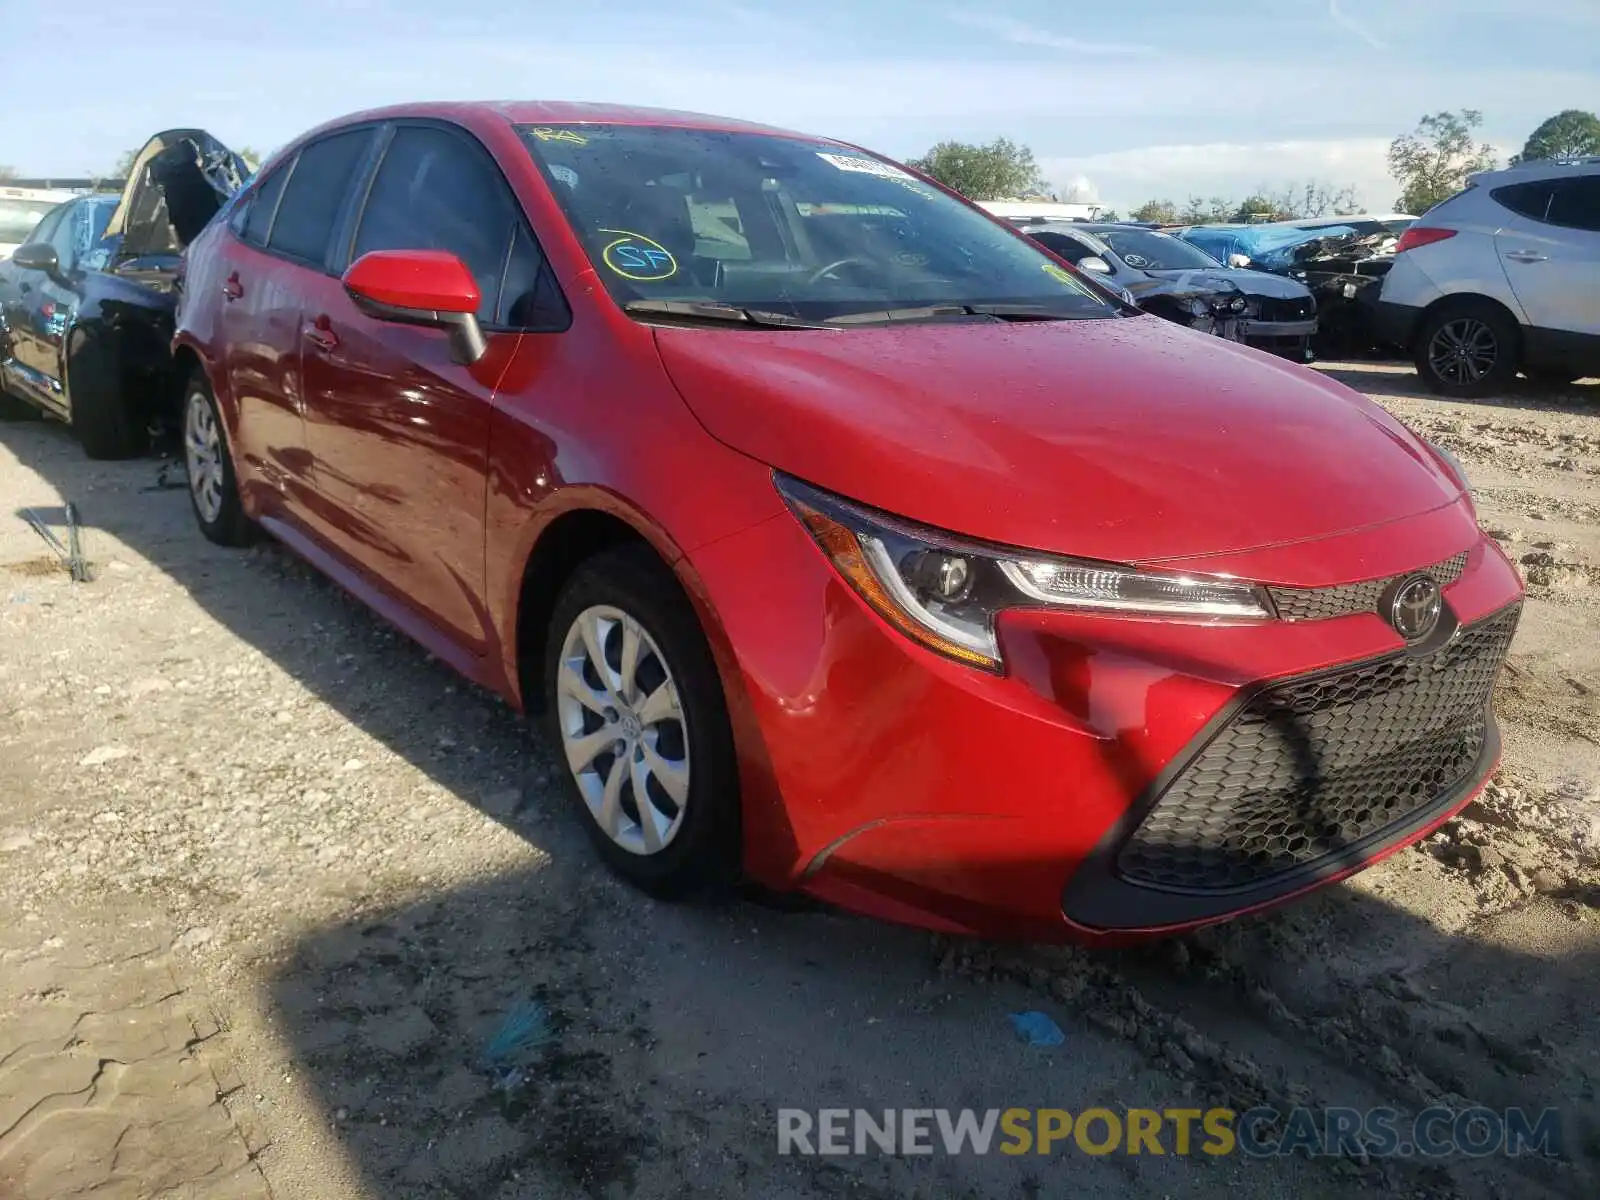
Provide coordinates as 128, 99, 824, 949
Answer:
2, 363, 1598, 1200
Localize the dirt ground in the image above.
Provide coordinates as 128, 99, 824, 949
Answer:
1, 360, 1598, 1200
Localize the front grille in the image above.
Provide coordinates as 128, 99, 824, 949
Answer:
1117, 603, 1519, 892
1269, 550, 1469, 623
1255, 295, 1315, 322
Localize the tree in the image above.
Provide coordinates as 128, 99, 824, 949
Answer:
1180, 195, 1236, 224
1269, 180, 1362, 218
236, 146, 263, 170
1131, 199, 1179, 224
110, 148, 140, 179
1232, 194, 1286, 222
1512, 109, 1600, 165
1387, 109, 1498, 215
905, 137, 1046, 200
1096, 209, 1121, 222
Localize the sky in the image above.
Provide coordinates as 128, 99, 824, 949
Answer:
4, 0, 1597, 214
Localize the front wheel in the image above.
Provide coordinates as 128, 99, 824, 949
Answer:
183, 371, 255, 547
542, 544, 740, 899
1414, 302, 1519, 398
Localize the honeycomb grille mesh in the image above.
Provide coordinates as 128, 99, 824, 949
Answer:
1268, 551, 1469, 623
1117, 603, 1519, 892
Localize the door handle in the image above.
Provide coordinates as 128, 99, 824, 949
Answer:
303, 316, 339, 352
221, 271, 243, 300
1504, 251, 1548, 263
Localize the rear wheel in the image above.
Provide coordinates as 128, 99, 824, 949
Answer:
183, 371, 255, 547
542, 544, 740, 899
1414, 301, 1519, 399
67, 331, 145, 459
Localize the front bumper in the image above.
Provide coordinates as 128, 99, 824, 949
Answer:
687, 505, 1525, 943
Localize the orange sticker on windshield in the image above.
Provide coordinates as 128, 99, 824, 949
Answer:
600, 229, 678, 281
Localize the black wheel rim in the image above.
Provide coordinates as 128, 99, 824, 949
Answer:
1428, 317, 1498, 386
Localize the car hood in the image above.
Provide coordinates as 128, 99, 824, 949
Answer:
654, 316, 1463, 565
1141, 266, 1311, 301
103, 129, 248, 259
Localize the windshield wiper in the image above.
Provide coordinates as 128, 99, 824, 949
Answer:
622, 299, 835, 330
824, 303, 1088, 325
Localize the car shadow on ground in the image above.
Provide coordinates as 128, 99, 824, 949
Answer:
1312, 361, 1600, 411
3, 415, 1598, 1199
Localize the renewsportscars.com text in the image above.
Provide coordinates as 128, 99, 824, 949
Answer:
777, 1106, 1563, 1159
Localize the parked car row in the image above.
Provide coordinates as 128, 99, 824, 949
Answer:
1, 102, 1527, 944
1168, 156, 1600, 395
0, 131, 248, 455
1019, 220, 1319, 360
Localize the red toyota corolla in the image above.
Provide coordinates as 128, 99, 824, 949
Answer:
172, 102, 1523, 942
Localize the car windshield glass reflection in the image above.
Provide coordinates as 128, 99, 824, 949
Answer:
518, 124, 1118, 324
1095, 229, 1222, 271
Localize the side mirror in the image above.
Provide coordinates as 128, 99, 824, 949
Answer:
1228, 253, 1251, 269
1078, 255, 1112, 274
12, 243, 62, 277
341, 249, 487, 365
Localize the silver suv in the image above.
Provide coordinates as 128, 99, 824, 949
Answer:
1371, 158, 1599, 397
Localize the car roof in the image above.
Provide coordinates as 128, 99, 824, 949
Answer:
0, 185, 81, 204
1468, 157, 1600, 186
305, 100, 815, 141
1074, 223, 1174, 234
1273, 213, 1415, 226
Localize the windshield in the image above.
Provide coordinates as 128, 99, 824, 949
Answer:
0, 199, 59, 245
517, 124, 1117, 323
1092, 229, 1220, 271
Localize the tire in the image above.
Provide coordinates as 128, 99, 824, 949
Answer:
66, 330, 146, 459
182, 371, 255, 547
1413, 301, 1519, 399
542, 543, 740, 899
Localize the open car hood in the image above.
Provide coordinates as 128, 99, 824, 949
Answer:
104, 129, 248, 259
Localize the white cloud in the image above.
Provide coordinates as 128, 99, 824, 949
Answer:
1326, 0, 1390, 51
944, 10, 1155, 56
1037, 138, 1425, 214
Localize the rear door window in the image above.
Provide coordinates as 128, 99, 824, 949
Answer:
1493, 181, 1555, 222
267, 129, 374, 266
238, 166, 289, 247
350, 124, 524, 324
1030, 231, 1094, 264
1545, 177, 1600, 232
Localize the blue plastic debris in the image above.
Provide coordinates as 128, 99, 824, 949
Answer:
479, 999, 552, 1091
1009, 1010, 1065, 1047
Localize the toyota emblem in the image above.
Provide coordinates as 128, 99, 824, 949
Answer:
1389, 574, 1443, 641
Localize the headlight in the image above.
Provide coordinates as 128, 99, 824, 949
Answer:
776, 475, 1274, 672
1188, 298, 1210, 317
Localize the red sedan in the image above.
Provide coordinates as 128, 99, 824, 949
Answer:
172, 102, 1523, 943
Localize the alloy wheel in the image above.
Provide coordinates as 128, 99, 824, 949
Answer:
184, 389, 225, 524
556, 604, 691, 856
1427, 317, 1498, 387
